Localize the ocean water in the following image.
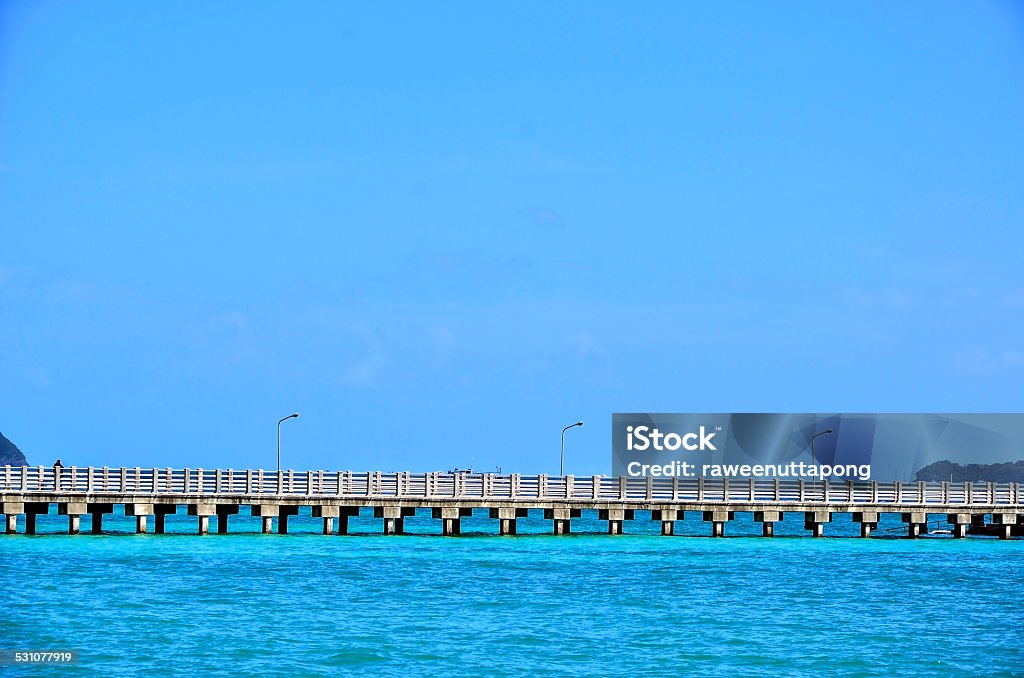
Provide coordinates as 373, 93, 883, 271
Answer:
2, 508, 1023, 677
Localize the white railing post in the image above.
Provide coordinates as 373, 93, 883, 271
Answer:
566, 475, 574, 499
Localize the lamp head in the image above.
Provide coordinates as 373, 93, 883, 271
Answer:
291, 413, 300, 419
576, 421, 584, 427
825, 428, 832, 434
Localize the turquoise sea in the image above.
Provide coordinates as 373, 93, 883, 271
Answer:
2, 507, 1023, 677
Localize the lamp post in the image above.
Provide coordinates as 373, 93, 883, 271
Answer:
810, 428, 833, 467
560, 421, 583, 477
811, 428, 833, 496
277, 413, 300, 472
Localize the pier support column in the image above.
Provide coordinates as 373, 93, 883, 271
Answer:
853, 512, 879, 539
251, 504, 279, 534
490, 508, 517, 535
25, 503, 49, 535
433, 507, 462, 536
2, 502, 23, 534
992, 513, 1017, 540
336, 507, 359, 535
277, 506, 299, 535
703, 510, 733, 537
947, 513, 971, 539
313, 506, 340, 535
188, 504, 216, 535
59, 503, 87, 535
754, 511, 781, 538
215, 506, 239, 535
545, 508, 579, 535
902, 512, 927, 539
600, 509, 633, 535
804, 511, 832, 538
126, 504, 154, 534
653, 510, 681, 536
376, 507, 409, 535
86, 503, 112, 535
154, 505, 176, 534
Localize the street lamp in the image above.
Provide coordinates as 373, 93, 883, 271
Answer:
277, 413, 300, 472
560, 421, 584, 477
810, 428, 833, 467
811, 428, 833, 497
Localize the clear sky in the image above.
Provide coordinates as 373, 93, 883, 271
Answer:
1, 2, 1022, 474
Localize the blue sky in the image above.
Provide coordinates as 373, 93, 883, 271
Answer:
1, 2, 1022, 474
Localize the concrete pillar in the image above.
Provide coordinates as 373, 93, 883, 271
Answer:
703, 510, 733, 537
902, 512, 927, 539
154, 505, 176, 534
992, 513, 1017, 540
853, 512, 879, 539
545, 508, 578, 535
754, 511, 781, 538
251, 504, 279, 534
433, 507, 464, 536
337, 513, 350, 535
3, 502, 24, 534
376, 507, 406, 535
87, 503, 113, 535
59, 503, 87, 535
599, 508, 632, 535
490, 508, 517, 535
947, 513, 971, 539
322, 517, 334, 534
188, 504, 216, 535
663, 521, 675, 536
277, 506, 299, 534
215, 506, 239, 535
126, 504, 154, 534
804, 511, 831, 538
23, 503, 49, 535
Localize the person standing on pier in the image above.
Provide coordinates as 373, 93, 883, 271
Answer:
53, 458, 63, 491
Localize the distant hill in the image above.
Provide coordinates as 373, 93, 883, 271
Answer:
0, 431, 29, 466
916, 460, 1024, 483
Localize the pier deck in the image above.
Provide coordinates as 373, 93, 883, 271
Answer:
2, 466, 1022, 538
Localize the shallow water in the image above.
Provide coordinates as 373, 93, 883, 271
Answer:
2, 508, 1022, 676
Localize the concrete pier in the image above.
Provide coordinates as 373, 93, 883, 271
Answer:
1, 467, 1021, 540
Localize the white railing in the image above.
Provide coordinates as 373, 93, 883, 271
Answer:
0, 466, 1021, 506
